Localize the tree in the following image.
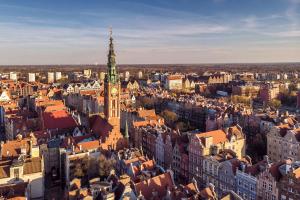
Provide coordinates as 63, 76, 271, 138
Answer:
288, 83, 297, 92
74, 162, 84, 178
160, 110, 178, 126
139, 97, 156, 109
268, 99, 281, 109
98, 155, 116, 180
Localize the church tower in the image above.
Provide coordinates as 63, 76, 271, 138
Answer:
104, 29, 121, 132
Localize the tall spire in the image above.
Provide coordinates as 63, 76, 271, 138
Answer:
106, 27, 118, 84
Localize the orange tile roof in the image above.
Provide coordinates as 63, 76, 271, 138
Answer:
137, 109, 156, 118
75, 140, 100, 152
199, 187, 217, 200
23, 157, 42, 174
43, 104, 66, 112
167, 75, 183, 80
140, 160, 155, 171
196, 130, 227, 145
1, 138, 31, 160
135, 171, 175, 199
124, 156, 147, 165
184, 182, 198, 194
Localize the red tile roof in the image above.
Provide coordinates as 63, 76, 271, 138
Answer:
90, 115, 112, 139
42, 110, 77, 130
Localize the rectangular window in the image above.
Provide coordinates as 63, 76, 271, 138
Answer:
269, 184, 273, 191
263, 181, 267, 189
14, 168, 19, 179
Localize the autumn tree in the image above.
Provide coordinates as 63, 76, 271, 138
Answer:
98, 155, 116, 180
268, 99, 281, 109
74, 162, 84, 178
160, 109, 178, 127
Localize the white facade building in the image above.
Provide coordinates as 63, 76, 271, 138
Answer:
47, 72, 55, 83
9, 72, 17, 81
55, 72, 62, 81
28, 73, 35, 82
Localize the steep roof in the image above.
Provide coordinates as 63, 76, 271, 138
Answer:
1, 138, 31, 160
196, 130, 227, 145
23, 157, 42, 174
137, 109, 156, 119
42, 110, 77, 130
89, 115, 113, 139
134, 171, 174, 200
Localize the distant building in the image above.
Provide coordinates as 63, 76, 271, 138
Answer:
124, 71, 130, 81
99, 71, 105, 82
55, 71, 62, 81
138, 71, 143, 79
9, 72, 17, 81
47, 72, 55, 83
259, 84, 280, 103
165, 75, 183, 90
232, 85, 260, 97
28, 73, 36, 82
83, 69, 92, 78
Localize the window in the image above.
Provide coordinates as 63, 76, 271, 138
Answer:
263, 181, 266, 189
269, 184, 273, 191
14, 168, 19, 180
281, 195, 286, 200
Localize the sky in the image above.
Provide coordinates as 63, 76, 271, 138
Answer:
0, 0, 299, 65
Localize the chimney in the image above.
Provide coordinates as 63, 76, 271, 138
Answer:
79, 145, 82, 151
29, 140, 33, 157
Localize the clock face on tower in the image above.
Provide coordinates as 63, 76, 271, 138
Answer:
111, 87, 118, 96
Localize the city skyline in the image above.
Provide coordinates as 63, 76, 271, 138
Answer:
0, 0, 299, 65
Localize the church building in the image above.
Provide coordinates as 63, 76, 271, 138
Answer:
89, 30, 128, 150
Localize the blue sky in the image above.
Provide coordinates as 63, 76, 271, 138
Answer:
0, 0, 299, 65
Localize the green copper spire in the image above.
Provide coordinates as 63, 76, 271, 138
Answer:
124, 119, 129, 139
106, 28, 118, 84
